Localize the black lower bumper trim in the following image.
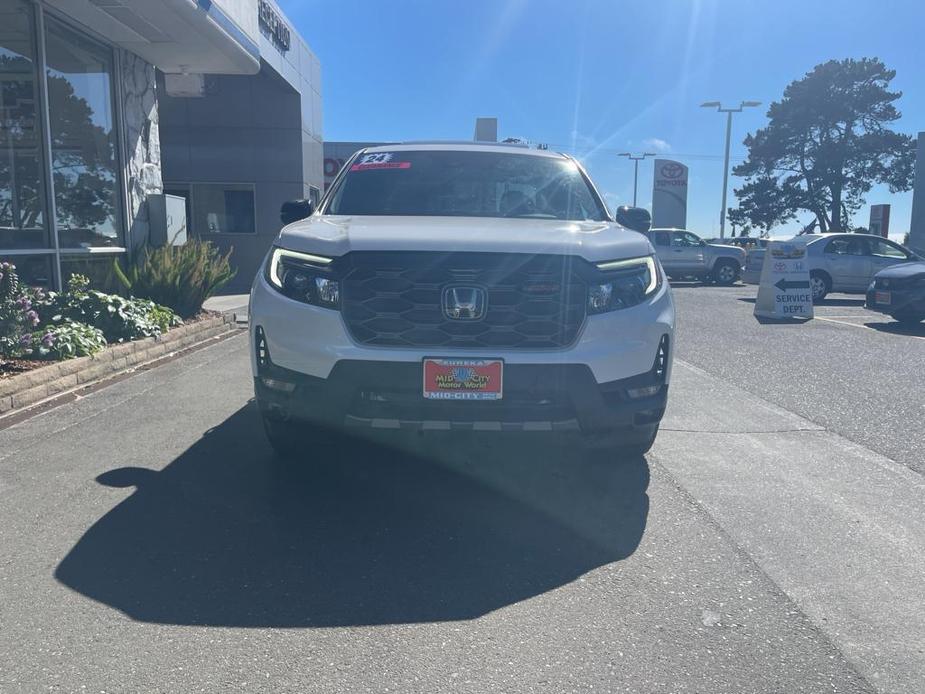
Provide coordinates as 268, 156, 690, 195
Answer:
255, 357, 668, 434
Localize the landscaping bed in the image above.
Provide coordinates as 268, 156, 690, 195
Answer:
0, 311, 236, 415
0, 309, 221, 380
1, 240, 238, 416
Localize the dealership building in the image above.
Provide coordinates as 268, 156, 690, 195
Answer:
1, 0, 322, 292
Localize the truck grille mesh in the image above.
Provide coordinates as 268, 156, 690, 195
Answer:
340, 252, 588, 349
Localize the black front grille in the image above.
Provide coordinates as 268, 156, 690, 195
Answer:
338, 252, 588, 348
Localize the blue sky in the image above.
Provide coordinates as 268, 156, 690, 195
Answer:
282, 0, 925, 238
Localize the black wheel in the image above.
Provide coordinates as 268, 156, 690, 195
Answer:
712, 260, 739, 286
893, 314, 924, 326
584, 424, 659, 460
810, 271, 830, 302
262, 415, 302, 459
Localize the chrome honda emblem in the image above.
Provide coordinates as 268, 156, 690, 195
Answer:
442, 285, 486, 320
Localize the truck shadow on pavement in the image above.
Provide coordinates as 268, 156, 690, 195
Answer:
55, 403, 650, 628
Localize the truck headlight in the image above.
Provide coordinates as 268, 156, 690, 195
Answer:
588, 255, 661, 314
266, 247, 340, 309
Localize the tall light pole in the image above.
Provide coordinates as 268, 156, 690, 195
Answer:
701, 100, 761, 238
618, 152, 656, 207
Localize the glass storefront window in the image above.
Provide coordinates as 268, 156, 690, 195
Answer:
44, 15, 123, 249
60, 254, 121, 292
0, 0, 48, 249
0, 253, 54, 288
192, 183, 255, 234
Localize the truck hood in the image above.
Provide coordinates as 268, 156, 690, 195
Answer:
276, 215, 654, 263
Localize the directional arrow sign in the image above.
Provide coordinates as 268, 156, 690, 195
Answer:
774, 278, 810, 291
754, 241, 814, 320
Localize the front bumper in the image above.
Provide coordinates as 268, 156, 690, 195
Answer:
866, 286, 925, 317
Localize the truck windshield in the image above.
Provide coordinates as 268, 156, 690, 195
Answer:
325, 150, 609, 221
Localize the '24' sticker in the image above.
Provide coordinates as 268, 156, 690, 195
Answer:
351, 152, 411, 171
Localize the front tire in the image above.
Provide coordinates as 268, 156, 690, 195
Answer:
262, 415, 302, 459
810, 271, 831, 302
712, 260, 740, 286
261, 415, 341, 462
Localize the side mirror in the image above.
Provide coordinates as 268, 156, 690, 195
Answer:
615, 205, 651, 233
700, 239, 708, 247
280, 199, 314, 225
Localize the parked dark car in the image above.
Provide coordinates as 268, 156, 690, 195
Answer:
866, 261, 925, 325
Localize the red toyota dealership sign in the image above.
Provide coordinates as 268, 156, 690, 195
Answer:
869, 204, 890, 238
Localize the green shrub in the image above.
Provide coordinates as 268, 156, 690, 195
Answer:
114, 239, 236, 318
148, 303, 183, 334
29, 320, 107, 360
38, 274, 181, 343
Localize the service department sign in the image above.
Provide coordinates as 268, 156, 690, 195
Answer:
652, 159, 688, 229
753, 242, 814, 320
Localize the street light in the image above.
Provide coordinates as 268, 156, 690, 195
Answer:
617, 152, 656, 207
701, 100, 762, 238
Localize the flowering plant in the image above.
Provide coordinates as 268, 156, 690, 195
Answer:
0, 262, 44, 360
37, 274, 181, 343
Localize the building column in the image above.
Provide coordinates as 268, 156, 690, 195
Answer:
909, 132, 925, 254
119, 49, 163, 253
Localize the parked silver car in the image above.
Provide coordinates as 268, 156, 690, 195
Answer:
743, 233, 920, 301
646, 228, 746, 285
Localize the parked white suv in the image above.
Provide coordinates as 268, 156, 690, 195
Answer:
249, 143, 675, 459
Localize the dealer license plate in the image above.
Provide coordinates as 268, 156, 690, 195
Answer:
422, 358, 503, 400
875, 290, 892, 305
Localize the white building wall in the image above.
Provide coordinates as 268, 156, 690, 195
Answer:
212, 0, 261, 46
253, 0, 324, 197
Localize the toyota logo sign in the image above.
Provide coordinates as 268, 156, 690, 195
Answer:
661, 162, 684, 179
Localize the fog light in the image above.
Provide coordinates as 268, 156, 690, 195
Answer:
627, 384, 661, 399
261, 376, 296, 393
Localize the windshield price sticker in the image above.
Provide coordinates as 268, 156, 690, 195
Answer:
350, 152, 412, 171
754, 242, 814, 320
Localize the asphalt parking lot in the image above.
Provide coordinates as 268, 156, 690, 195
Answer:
671, 281, 925, 472
0, 282, 922, 693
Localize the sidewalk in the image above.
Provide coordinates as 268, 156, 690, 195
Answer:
204, 294, 249, 320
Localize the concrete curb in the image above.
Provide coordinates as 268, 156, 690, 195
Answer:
0, 314, 237, 416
